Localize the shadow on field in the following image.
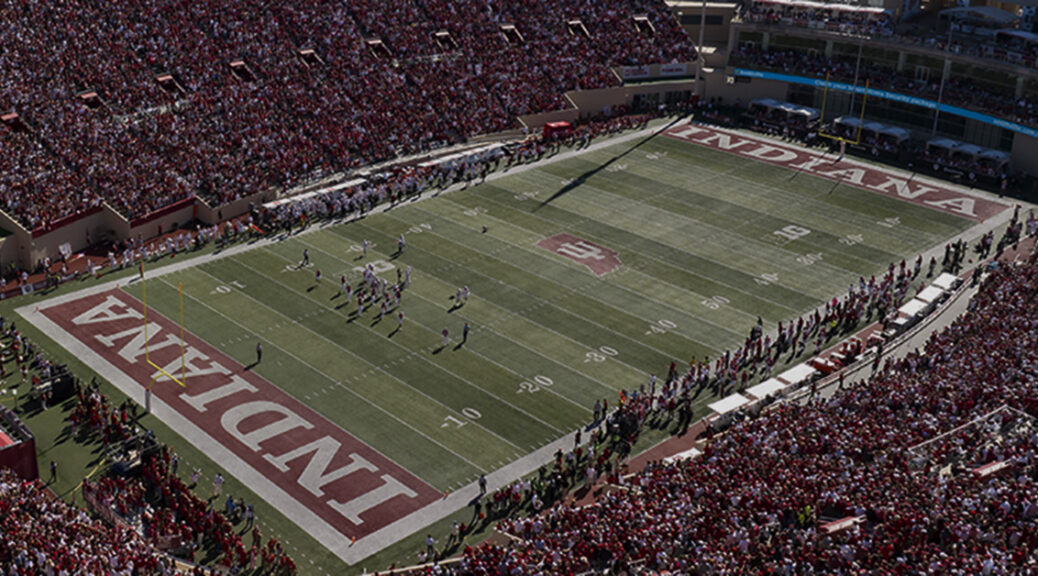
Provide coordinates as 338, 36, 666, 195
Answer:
535, 117, 683, 211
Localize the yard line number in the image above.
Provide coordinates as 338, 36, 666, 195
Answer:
210, 280, 246, 295
645, 319, 677, 335
517, 375, 554, 394
352, 260, 395, 275
584, 345, 619, 363
442, 407, 483, 428
754, 272, 780, 286
773, 225, 811, 241
701, 295, 730, 310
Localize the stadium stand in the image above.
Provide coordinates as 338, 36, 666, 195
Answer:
729, 43, 1038, 128
0, 0, 695, 233
423, 243, 1038, 574
0, 467, 175, 574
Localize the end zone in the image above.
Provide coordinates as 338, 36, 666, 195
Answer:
665, 123, 1009, 222
22, 288, 441, 564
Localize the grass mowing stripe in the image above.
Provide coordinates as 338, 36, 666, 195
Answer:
464, 178, 847, 299
450, 187, 816, 316
145, 275, 491, 486
598, 144, 923, 244
320, 221, 664, 380
638, 137, 970, 244
576, 164, 908, 264
295, 227, 648, 399
353, 212, 706, 364
408, 200, 757, 348
234, 247, 570, 443
540, 171, 887, 283
293, 233, 604, 413
327, 219, 671, 378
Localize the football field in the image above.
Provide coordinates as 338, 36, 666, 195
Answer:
26, 123, 997, 569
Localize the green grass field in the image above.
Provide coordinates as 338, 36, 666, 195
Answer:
13, 128, 976, 574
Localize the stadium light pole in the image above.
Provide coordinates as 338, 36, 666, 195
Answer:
847, 36, 865, 117
695, 0, 707, 101
931, 25, 953, 137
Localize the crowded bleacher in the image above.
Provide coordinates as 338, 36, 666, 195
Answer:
0, 0, 695, 233
736, 0, 1038, 71
436, 240, 1038, 574
0, 467, 176, 575
729, 43, 1038, 129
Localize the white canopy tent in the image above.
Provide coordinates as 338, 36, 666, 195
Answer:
777, 363, 818, 386
932, 273, 961, 291
915, 285, 946, 304
899, 298, 929, 318
708, 393, 751, 417
746, 378, 788, 400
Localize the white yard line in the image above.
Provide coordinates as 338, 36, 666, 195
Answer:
323, 223, 667, 377
222, 253, 565, 438
159, 275, 493, 474
449, 191, 808, 316
291, 237, 597, 413
365, 211, 712, 360
178, 268, 535, 453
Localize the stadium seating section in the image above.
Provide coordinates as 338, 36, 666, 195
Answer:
0, 0, 693, 231
453, 248, 1038, 574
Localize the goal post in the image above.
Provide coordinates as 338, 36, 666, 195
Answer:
816, 71, 870, 145
140, 262, 187, 411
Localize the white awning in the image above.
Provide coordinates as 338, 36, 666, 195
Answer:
927, 138, 961, 151
834, 116, 862, 128
746, 378, 788, 399
709, 393, 751, 416
879, 126, 911, 141
664, 447, 703, 463
915, 285, 945, 304
777, 363, 818, 386
932, 273, 960, 291
978, 149, 1010, 162
754, 0, 888, 14
262, 178, 366, 209
898, 298, 929, 318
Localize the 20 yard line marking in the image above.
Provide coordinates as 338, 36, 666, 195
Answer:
192, 265, 541, 449
251, 248, 574, 434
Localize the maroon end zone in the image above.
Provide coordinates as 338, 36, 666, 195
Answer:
537, 233, 622, 275
42, 290, 439, 541
665, 124, 1007, 222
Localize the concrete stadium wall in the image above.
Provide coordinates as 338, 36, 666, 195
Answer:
710, 71, 787, 105
1011, 132, 1038, 174
194, 190, 272, 225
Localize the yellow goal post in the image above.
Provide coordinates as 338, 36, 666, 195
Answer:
816, 71, 870, 146
140, 262, 187, 399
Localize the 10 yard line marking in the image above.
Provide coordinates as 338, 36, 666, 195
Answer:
161, 275, 492, 474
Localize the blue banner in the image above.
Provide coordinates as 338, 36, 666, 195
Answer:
732, 68, 1038, 140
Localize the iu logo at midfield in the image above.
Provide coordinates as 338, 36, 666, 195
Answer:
537, 233, 621, 276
